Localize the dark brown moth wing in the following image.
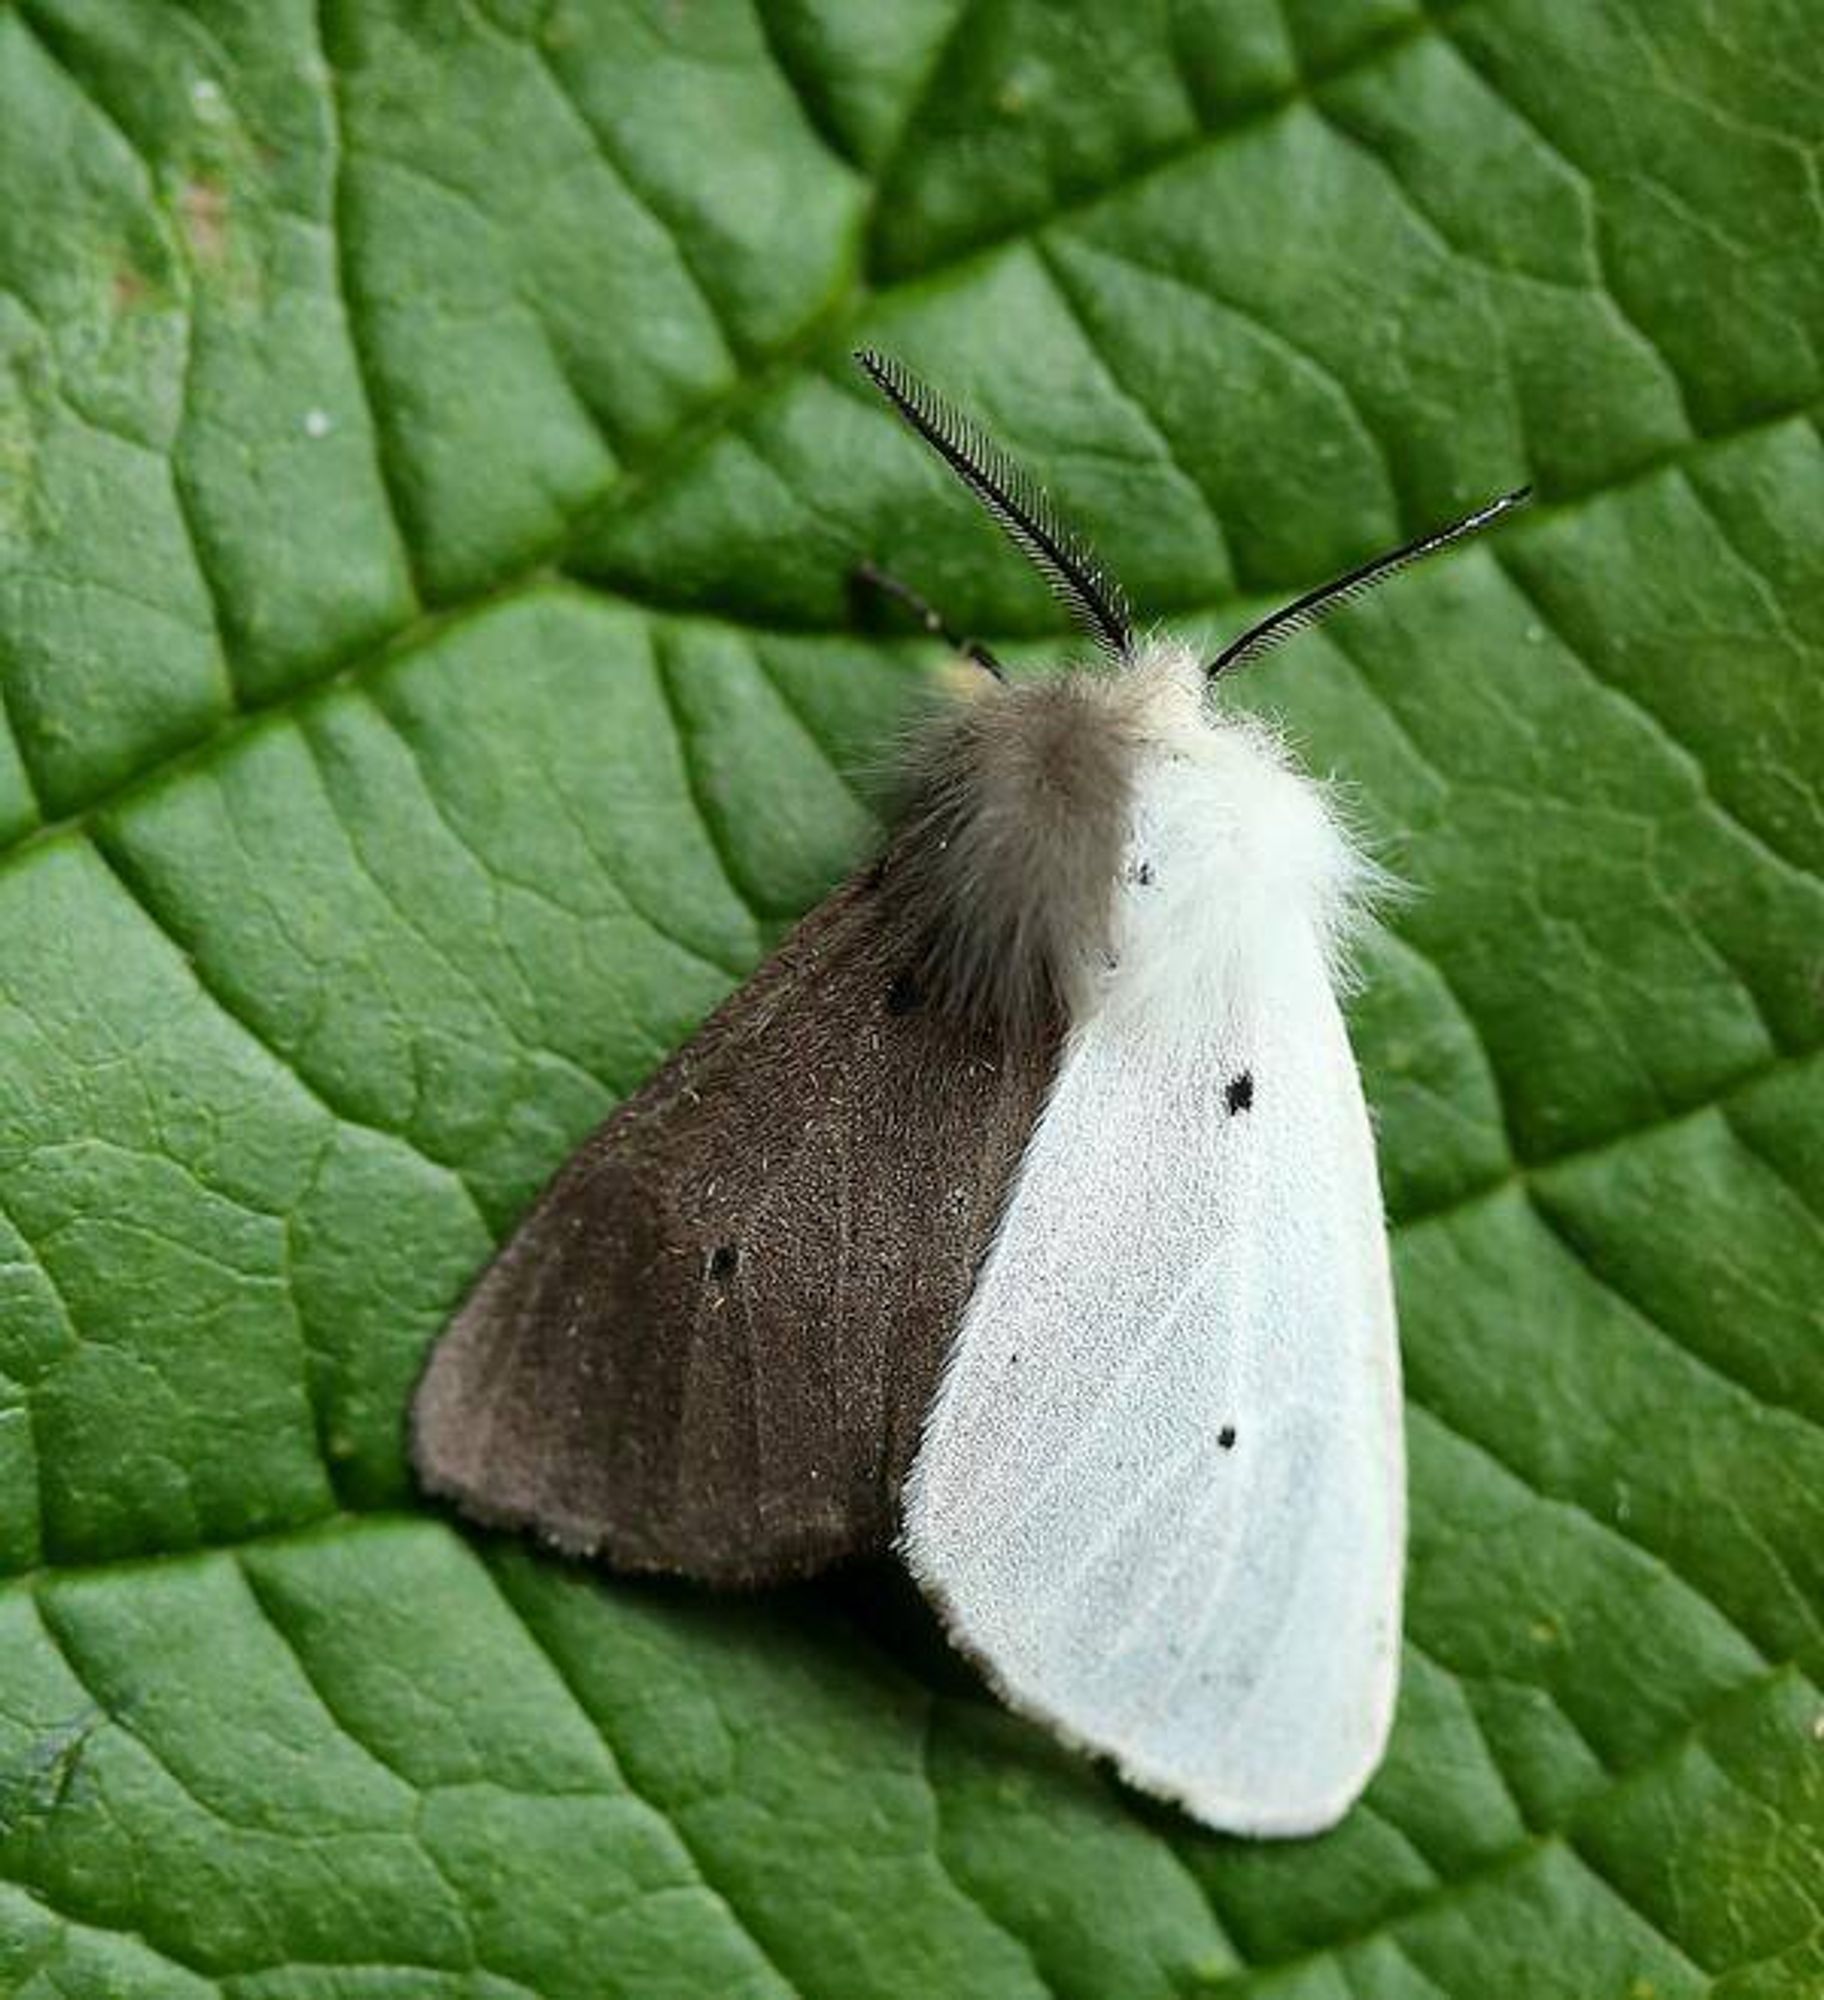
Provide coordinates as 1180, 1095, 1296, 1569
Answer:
411, 861, 1057, 1587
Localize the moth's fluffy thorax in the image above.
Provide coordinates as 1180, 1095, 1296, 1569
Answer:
885, 641, 1371, 1041
886, 659, 1141, 1042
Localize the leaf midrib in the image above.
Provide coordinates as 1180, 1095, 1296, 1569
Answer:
3, 398, 1815, 895
8, 0, 1819, 872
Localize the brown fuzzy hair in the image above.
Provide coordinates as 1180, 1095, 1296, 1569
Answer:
881, 673, 1139, 1045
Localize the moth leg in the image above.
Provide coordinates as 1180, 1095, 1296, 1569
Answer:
852, 560, 1006, 682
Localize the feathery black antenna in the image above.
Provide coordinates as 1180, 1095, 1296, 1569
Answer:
855, 348, 1135, 662
1208, 487, 1533, 680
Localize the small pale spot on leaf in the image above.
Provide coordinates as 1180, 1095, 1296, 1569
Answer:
180, 180, 230, 263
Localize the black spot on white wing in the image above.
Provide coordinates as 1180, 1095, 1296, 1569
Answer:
1226, 1072, 1254, 1115
1217, 1425, 1237, 1450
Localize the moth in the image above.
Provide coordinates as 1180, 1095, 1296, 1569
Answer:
412, 350, 1528, 1836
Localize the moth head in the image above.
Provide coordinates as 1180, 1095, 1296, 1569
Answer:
855, 350, 1529, 1037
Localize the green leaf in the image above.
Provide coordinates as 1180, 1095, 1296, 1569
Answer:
1, 0, 1819, 1992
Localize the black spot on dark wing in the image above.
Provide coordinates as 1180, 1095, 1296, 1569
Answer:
708, 1244, 740, 1279
886, 969, 922, 1015
1226, 1072, 1254, 1115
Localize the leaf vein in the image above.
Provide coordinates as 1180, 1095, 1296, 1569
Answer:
1407, 1376, 1776, 1672
314, 0, 427, 606
483, 1564, 807, 2000
1495, 550, 1823, 894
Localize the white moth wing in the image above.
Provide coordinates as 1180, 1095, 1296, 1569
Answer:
902, 711, 1403, 1837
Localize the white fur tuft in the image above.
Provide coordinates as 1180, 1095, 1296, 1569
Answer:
1073, 641, 1380, 1027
